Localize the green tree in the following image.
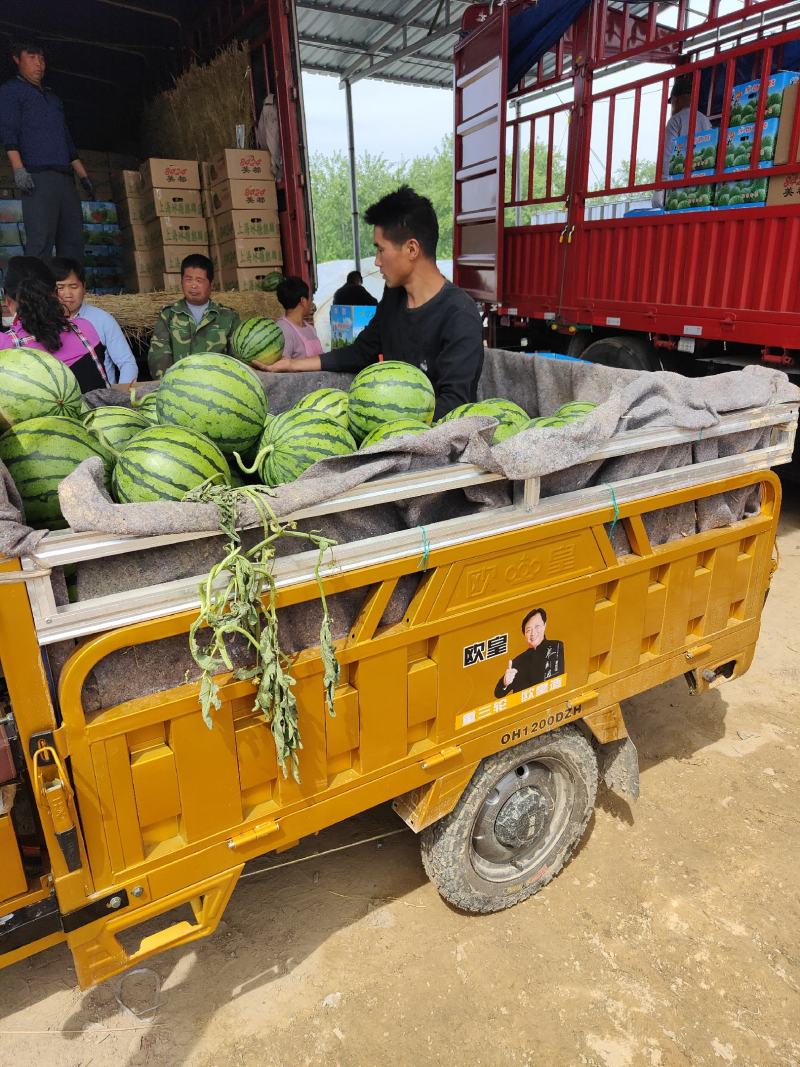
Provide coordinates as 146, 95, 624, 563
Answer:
309, 135, 455, 263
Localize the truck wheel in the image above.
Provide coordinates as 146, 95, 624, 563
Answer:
581, 335, 662, 371
420, 727, 597, 913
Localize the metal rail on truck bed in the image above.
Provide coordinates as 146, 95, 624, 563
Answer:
15, 404, 798, 646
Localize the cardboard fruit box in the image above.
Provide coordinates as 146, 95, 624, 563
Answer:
140, 157, 201, 191
208, 148, 273, 184
81, 201, 118, 224
117, 196, 149, 228
218, 265, 281, 291
767, 172, 800, 205
211, 208, 280, 243
714, 177, 769, 209
211, 179, 278, 215
665, 128, 718, 211
217, 236, 282, 269
111, 170, 144, 199
142, 188, 204, 222
722, 118, 779, 171
145, 216, 208, 247
729, 70, 800, 125
773, 82, 800, 165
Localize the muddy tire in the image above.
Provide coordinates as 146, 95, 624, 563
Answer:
581, 334, 662, 371
420, 727, 597, 913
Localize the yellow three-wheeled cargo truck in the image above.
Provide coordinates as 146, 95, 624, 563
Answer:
0, 402, 796, 989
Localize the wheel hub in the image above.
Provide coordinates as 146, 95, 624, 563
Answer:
494, 786, 550, 849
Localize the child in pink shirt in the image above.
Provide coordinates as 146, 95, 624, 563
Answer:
273, 275, 323, 360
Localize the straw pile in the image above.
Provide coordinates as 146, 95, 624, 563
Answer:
91, 290, 282, 341
141, 43, 252, 160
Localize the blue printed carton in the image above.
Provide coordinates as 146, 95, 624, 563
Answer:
330, 303, 378, 348
666, 127, 718, 211
722, 118, 779, 170
714, 177, 769, 209
81, 201, 118, 225
83, 223, 124, 246
730, 70, 800, 125
715, 118, 779, 208
0, 222, 23, 247
0, 199, 23, 224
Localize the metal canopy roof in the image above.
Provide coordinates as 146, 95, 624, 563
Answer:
295, 0, 474, 89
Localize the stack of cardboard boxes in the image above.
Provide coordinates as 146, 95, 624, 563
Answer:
118, 158, 208, 292
203, 148, 282, 290
665, 70, 800, 213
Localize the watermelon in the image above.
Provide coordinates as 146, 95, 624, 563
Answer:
0, 347, 82, 431
155, 354, 268, 454
130, 390, 159, 423
113, 425, 231, 503
554, 401, 598, 418
261, 271, 283, 293
84, 406, 150, 453
347, 361, 435, 441
231, 317, 284, 366
527, 415, 579, 429
0, 416, 114, 528
438, 403, 476, 423
294, 387, 349, 428
469, 398, 529, 444
359, 418, 431, 448
253, 409, 356, 486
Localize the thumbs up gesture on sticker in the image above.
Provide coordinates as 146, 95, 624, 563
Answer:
503, 659, 518, 687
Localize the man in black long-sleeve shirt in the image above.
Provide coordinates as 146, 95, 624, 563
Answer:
256, 186, 483, 420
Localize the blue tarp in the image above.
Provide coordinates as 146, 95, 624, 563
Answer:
507, 0, 591, 90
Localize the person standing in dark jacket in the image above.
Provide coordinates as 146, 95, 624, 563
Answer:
255, 186, 483, 421
0, 40, 93, 261
494, 608, 565, 698
333, 270, 378, 308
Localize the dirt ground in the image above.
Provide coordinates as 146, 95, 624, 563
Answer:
2, 492, 800, 1067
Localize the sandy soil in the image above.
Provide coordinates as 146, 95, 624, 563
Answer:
2, 493, 799, 1067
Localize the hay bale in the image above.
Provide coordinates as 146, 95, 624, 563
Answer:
141, 43, 252, 161
90, 290, 283, 342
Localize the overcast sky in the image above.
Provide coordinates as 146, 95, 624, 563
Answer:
301, 72, 454, 163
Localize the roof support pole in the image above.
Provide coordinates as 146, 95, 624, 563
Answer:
344, 78, 361, 272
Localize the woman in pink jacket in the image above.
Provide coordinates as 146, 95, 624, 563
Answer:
0, 256, 108, 392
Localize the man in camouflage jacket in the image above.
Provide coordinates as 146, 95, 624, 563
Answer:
147, 253, 240, 378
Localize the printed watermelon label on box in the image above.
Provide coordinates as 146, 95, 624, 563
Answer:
723, 118, 779, 171
331, 305, 378, 348
714, 177, 768, 209
81, 201, 118, 224
669, 127, 719, 177
83, 223, 124, 246
730, 70, 800, 125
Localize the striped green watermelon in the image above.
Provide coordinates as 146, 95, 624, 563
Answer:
261, 271, 283, 292
359, 418, 431, 449
437, 403, 476, 423
130, 389, 159, 424
0, 347, 82, 431
347, 361, 435, 441
527, 415, 580, 429
253, 409, 356, 486
554, 401, 599, 418
113, 425, 231, 503
0, 416, 114, 528
293, 388, 349, 428
156, 354, 268, 454
231, 317, 284, 365
471, 398, 529, 444
84, 406, 150, 453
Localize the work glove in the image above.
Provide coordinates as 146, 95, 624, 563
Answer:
80, 176, 96, 200
13, 167, 35, 194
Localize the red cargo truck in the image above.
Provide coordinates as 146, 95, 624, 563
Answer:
453, 1, 800, 374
